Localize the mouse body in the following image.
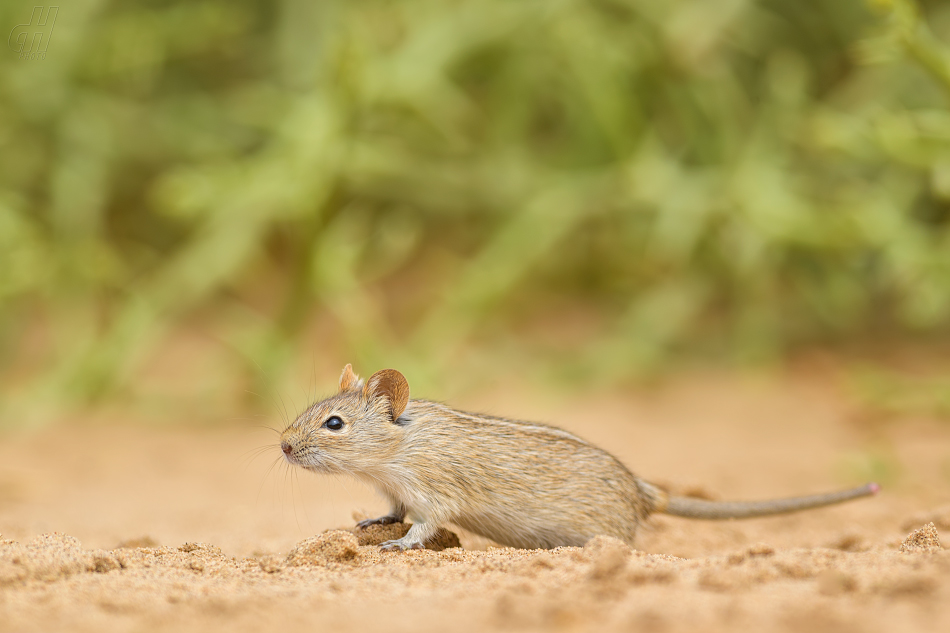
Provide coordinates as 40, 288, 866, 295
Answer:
279, 365, 878, 551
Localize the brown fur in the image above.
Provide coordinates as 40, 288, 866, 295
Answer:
280, 366, 877, 550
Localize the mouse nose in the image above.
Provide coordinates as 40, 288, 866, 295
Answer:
281, 441, 292, 455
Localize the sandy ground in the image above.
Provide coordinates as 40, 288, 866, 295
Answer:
0, 370, 948, 633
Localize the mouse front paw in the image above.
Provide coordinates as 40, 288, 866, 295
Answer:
379, 538, 425, 551
356, 514, 402, 529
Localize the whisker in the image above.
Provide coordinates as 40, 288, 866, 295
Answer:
257, 455, 283, 506
246, 360, 291, 429
290, 462, 302, 534
309, 354, 317, 409
275, 390, 293, 432
293, 467, 314, 533
237, 444, 280, 472
286, 391, 299, 425
279, 459, 291, 523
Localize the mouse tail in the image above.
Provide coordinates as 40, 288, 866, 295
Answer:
642, 482, 879, 520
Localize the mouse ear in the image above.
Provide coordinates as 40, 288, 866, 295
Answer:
364, 369, 410, 422
339, 364, 362, 392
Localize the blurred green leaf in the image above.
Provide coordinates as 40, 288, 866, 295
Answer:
2, 0, 950, 413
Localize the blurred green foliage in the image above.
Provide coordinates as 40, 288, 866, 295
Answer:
2, 0, 950, 409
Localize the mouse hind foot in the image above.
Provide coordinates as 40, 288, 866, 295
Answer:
356, 501, 407, 529
356, 514, 403, 529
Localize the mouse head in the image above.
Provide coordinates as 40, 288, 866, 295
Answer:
279, 365, 410, 474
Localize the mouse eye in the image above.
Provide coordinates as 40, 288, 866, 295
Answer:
324, 416, 344, 431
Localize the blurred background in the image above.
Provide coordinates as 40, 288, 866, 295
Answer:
2, 0, 950, 426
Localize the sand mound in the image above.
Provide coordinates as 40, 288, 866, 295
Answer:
900, 522, 942, 553
286, 531, 362, 566
348, 521, 461, 550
